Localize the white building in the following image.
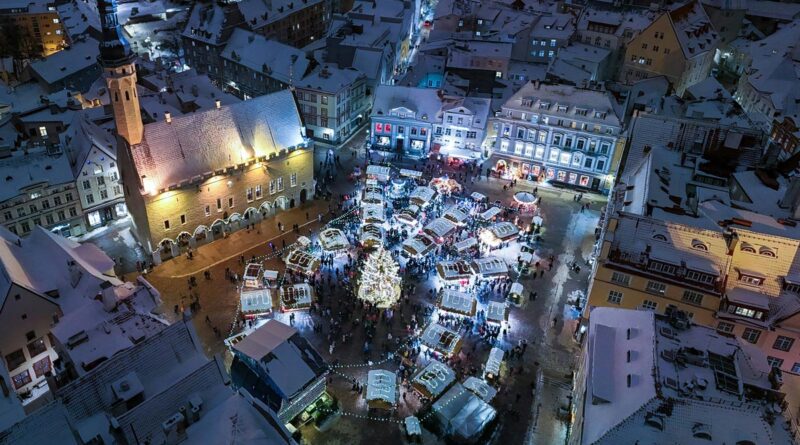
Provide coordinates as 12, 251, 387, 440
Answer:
571, 307, 795, 445
484, 81, 623, 193
433, 96, 491, 158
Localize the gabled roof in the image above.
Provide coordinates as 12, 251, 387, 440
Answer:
668, 0, 719, 59
371, 85, 443, 122
131, 89, 305, 190
221, 28, 309, 85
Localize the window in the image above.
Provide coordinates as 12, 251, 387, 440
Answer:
163, 220, 170, 230
641, 300, 658, 311
607, 290, 623, 305
246, 188, 254, 202
86, 193, 94, 204
97, 176, 105, 185
759, 246, 776, 257
686, 270, 714, 284
228, 197, 234, 208
83, 180, 91, 190
596, 159, 606, 171
20, 222, 30, 233
26, 337, 46, 357
611, 272, 631, 286
741, 328, 761, 344
682, 290, 704, 305
216, 198, 222, 211
716, 321, 734, 333
41, 199, 49, 209
768, 357, 784, 369
11, 370, 31, 389
255, 185, 262, 199
277, 177, 284, 191
45, 214, 53, 225
739, 274, 763, 286
204, 205, 210, 216
783, 281, 800, 294
290, 173, 297, 187
773, 336, 795, 352
5, 349, 25, 371
65, 193, 73, 202
642, 43, 648, 49
583, 157, 593, 169
69, 207, 77, 218
550, 39, 557, 46
648, 261, 676, 275
99, 190, 108, 200
180, 214, 186, 225
646, 281, 666, 295
321, 95, 328, 105
38, 126, 47, 137
269, 180, 276, 195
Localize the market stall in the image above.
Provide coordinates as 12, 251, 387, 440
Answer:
285, 250, 321, 276
296, 236, 312, 250
400, 169, 423, 180
508, 282, 524, 305
470, 192, 486, 203
443, 205, 470, 226
480, 222, 519, 246
409, 186, 437, 207
366, 165, 391, 182
361, 203, 386, 224
432, 383, 496, 443
402, 233, 437, 258
435, 260, 474, 283
240, 288, 272, 320
423, 217, 457, 241
454, 237, 478, 256
478, 207, 502, 222
395, 205, 422, 226
279, 283, 314, 311
319, 228, 351, 255
463, 376, 497, 403
437, 289, 477, 317
483, 347, 504, 380
471, 257, 509, 279
366, 369, 398, 410
411, 359, 456, 399
360, 224, 383, 248
362, 188, 385, 204
404, 416, 422, 441
420, 323, 463, 357
243, 263, 263, 288
486, 301, 508, 325
263, 270, 279, 287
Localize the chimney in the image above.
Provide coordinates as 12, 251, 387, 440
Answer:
165, 112, 172, 124
100, 281, 117, 312
533, 80, 540, 89
215, 99, 221, 109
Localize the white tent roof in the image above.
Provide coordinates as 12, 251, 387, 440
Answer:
470, 192, 486, 201
400, 169, 423, 179
319, 228, 350, 252
404, 416, 422, 435
433, 383, 496, 442
366, 370, 397, 405
488, 222, 519, 240
421, 323, 462, 356
484, 347, 504, 377
240, 289, 272, 313
409, 186, 436, 206
436, 260, 474, 280
412, 360, 456, 398
439, 290, 476, 316
443, 206, 470, 225
366, 165, 391, 181
486, 301, 508, 323
479, 207, 502, 221
471, 257, 508, 277
455, 237, 478, 252
402, 233, 436, 257
396, 205, 421, 225
279, 283, 313, 308
284, 250, 320, 275
509, 282, 524, 296
361, 203, 385, 223
424, 217, 457, 239
463, 377, 497, 403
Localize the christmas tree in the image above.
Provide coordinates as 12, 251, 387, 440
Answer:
358, 247, 402, 308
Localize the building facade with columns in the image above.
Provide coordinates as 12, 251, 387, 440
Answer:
97, 0, 314, 258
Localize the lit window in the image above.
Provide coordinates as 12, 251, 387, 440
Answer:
38, 126, 47, 137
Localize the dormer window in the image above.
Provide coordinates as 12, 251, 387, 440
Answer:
728, 305, 763, 320
539, 102, 550, 110
652, 233, 667, 241
557, 105, 568, 113
691, 240, 708, 251
740, 243, 755, 253
738, 274, 763, 286
594, 111, 607, 119
758, 246, 776, 257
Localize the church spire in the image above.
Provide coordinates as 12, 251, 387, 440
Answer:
97, 0, 135, 68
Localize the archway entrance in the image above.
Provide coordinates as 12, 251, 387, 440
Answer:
275, 196, 289, 211
300, 189, 307, 203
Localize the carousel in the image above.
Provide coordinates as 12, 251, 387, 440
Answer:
279, 283, 314, 312
513, 191, 538, 211
285, 249, 321, 276
420, 323, 463, 357
319, 228, 351, 255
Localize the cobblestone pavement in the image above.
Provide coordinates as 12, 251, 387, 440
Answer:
112, 143, 603, 444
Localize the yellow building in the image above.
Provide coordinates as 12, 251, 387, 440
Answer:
619, 0, 718, 96
585, 145, 800, 373
0, 1, 67, 57
97, 0, 314, 258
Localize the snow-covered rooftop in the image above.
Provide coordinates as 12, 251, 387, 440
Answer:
28, 38, 99, 87
366, 369, 397, 405
411, 359, 455, 398
502, 81, 621, 127
297, 65, 364, 94
221, 28, 309, 85
371, 85, 443, 123
668, 0, 719, 59
0, 146, 75, 203
403, 233, 437, 257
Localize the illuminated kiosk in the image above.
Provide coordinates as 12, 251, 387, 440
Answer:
241, 262, 272, 319
478, 207, 502, 223
470, 257, 509, 280
361, 202, 385, 225
230, 320, 334, 428
486, 301, 509, 325
284, 250, 320, 277
454, 237, 478, 256
357, 247, 402, 308
483, 347, 504, 381
319, 228, 350, 256
463, 376, 497, 403
366, 164, 391, 182
436, 261, 475, 287
409, 186, 437, 207
366, 369, 398, 410
480, 222, 519, 247
279, 283, 314, 312
420, 323, 462, 357
428, 177, 461, 194
396, 205, 422, 227
362, 184, 385, 204
422, 217, 457, 241
442, 205, 470, 226
437, 289, 477, 317
402, 232, 437, 258
411, 359, 456, 399
360, 224, 383, 249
